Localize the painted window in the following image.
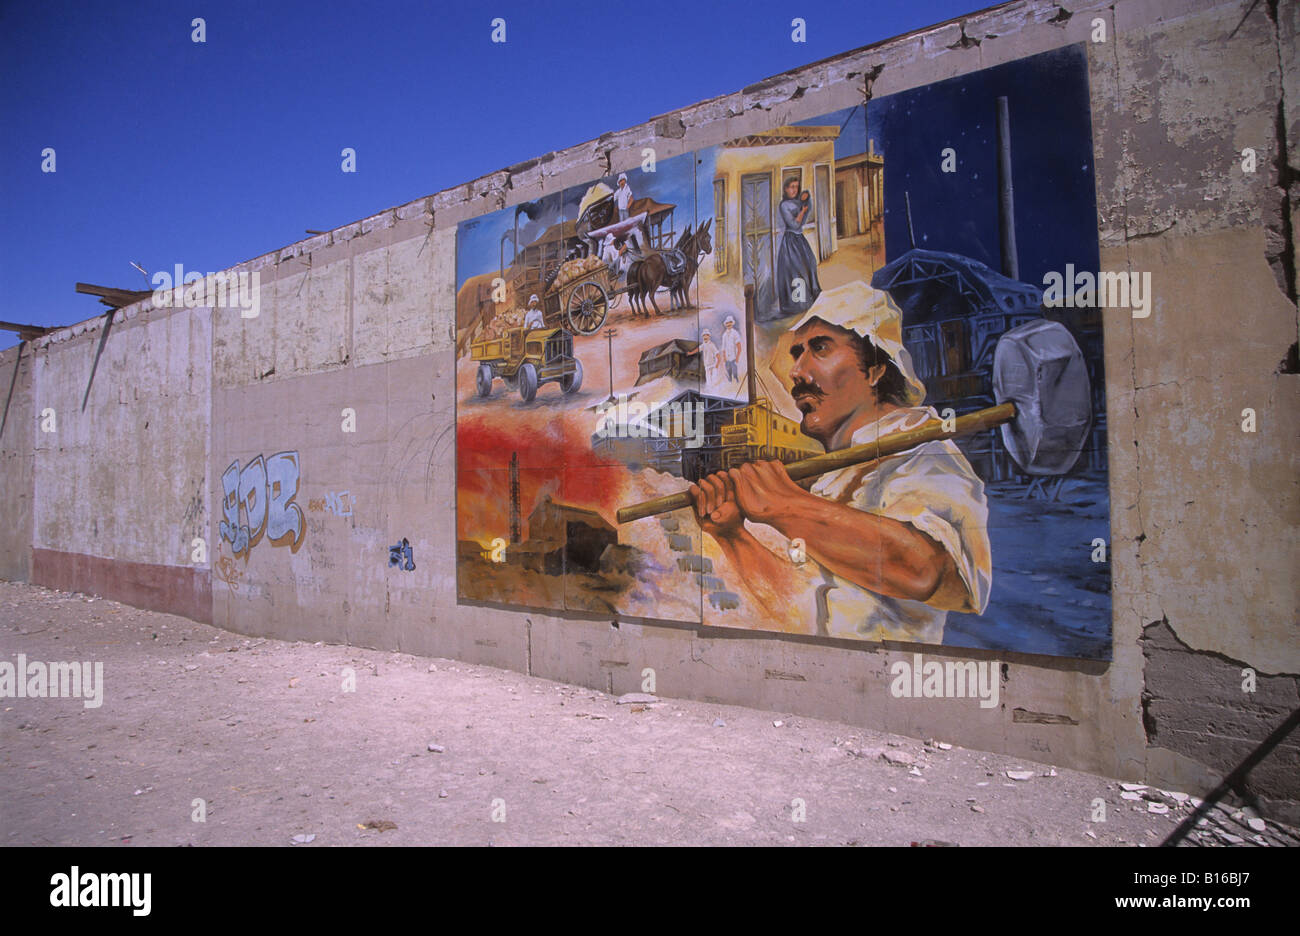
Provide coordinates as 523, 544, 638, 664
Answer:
713, 178, 727, 274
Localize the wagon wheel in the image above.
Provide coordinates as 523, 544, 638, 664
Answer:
566, 281, 608, 335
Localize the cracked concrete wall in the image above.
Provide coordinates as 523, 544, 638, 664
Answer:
4, 0, 1297, 819
1143, 618, 1299, 815
1093, 0, 1299, 819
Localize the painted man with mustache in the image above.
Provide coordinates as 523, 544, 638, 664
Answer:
688, 281, 992, 643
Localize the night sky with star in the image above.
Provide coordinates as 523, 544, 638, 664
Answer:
867, 43, 1101, 288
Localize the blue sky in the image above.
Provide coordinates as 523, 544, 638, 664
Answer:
1, 0, 986, 350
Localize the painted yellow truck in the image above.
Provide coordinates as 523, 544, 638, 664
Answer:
470, 326, 583, 403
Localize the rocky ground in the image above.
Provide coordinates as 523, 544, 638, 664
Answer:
0, 580, 1293, 847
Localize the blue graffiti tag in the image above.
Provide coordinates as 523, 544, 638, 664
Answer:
324, 490, 353, 517
388, 537, 415, 571
220, 451, 305, 557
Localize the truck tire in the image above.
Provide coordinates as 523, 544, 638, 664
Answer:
518, 363, 538, 403
560, 358, 583, 394
476, 364, 494, 397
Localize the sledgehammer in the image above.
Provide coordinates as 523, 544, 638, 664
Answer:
615, 319, 1092, 524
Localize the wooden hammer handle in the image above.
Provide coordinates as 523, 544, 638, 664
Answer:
614, 402, 1015, 524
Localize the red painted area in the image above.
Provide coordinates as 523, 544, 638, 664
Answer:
456, 412, 623, 473
32, 549, 212, 625
457, 413, 630, 546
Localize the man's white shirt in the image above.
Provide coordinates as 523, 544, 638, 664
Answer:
721, 328, 743, 361
792, 405, 992, 644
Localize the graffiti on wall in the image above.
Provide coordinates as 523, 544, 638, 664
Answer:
453, 45, 1111, 659
388, 537, 415, 571
308, 491, 354, 518
214, 552, 244, 592
219, 451, 306, 558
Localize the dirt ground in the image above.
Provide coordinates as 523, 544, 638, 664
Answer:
1, 580, 1292, 847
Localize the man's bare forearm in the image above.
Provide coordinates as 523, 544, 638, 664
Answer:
765, 489, 947, 602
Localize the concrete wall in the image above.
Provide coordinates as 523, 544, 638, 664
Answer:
0, 341, 35, 582
3, 0, 1296, 819
14, 303, 213, 621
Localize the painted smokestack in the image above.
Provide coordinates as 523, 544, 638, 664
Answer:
996, 96, 1019, 281
744, 286, 757, 404
509, 451, 521, 545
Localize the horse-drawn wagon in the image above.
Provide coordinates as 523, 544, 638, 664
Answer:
541, 255, 619, 336
497, 181, 712, 339
542, 204, 712, 328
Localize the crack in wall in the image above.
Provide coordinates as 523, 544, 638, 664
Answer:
1102, 7, 1173, 756
1140, 616, 1300, 810
1145, 615, 1300, 680
1126, 219, 1177, 241
1134, 374, 1210, 391
1048, 6, 1072, 27
1261, 0, 1300, 375
863, 63, 885, 101
1105, 7, 1151, 640
947, 23, 982, 50
1265, 0, 1298, 313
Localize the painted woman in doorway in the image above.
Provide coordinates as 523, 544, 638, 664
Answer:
776, 176, 822, 318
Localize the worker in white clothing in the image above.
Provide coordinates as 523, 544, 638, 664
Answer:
688, 282, 992, 644
523, 295, 544, 330
615, 173, 634, 221
721, 315, 743, 384
697, 329, 722, 390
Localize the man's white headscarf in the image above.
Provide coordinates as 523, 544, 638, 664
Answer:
782, 280, 927, 406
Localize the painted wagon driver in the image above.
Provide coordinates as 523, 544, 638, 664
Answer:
523, 294, 544, 330
688, 281, 992, 644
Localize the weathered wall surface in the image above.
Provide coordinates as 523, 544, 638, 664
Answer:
26, 305, 212, 622
1090, 0, 1299, 813
3, 0, 1296, 819
0, 343, 35, 582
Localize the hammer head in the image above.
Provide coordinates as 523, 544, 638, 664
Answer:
992, 319, 1092, 476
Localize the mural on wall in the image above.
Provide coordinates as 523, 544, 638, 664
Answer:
454, 44, 1111, 659
219, 450, 306, 558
